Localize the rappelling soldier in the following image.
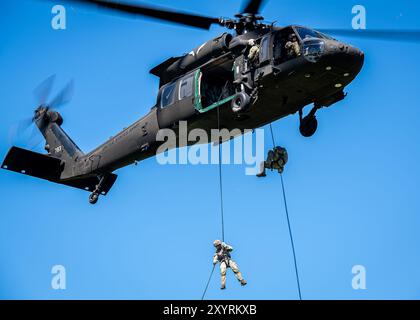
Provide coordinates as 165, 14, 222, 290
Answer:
212, 240, 247, 290
257, 146, 288, 177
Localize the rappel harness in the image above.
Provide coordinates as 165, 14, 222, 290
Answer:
216, 244, 232, 265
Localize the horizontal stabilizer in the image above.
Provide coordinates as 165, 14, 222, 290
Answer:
2, 146, 62, 180
2, 146, 117, 195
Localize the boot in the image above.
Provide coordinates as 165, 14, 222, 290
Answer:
256, 162, 266, 178
240, 279, 247, 286
221, 284, 226, 290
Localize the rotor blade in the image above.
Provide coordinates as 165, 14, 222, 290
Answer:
26, 124, 44, 151
49, 79, 74, 109
63, 0, 221, 30
318, 29, 420, 43
8, 117, 34, 145
241, 0, 266, 14
33, 74, 55, 105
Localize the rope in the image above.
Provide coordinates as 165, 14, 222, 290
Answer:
280, 174, 302, 300
201, 106, 225, 300
268, 123, 303, 300
217, 106, 225, 242
201, 264, 216, 300
269, 123, 276, 147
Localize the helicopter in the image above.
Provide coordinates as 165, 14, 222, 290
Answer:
2, 0, 419, 204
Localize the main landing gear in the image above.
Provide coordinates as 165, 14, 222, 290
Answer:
299, 104, 320, 138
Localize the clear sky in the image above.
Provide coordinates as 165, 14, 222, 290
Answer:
0, 0, 419, 300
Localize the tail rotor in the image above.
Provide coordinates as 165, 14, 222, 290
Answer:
9, 75, 75, 149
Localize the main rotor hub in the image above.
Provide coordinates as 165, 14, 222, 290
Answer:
221, 13, 267, 34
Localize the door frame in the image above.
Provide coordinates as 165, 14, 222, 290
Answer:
193, 69, 235, 114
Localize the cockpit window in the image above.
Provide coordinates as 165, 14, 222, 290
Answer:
317, 31, 335, 40
161, 83, 176, 108
295, 27, 333, 40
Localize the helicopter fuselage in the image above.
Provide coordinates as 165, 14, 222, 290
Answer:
2, 25, 363, 199
70, 25, 363, 177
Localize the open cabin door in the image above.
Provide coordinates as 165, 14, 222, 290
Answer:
193, 69, 235, 114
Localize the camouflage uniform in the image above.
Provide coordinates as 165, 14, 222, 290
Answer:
213, 240, 247, 290
257, 146, 288, 177
247, 39, 260, 63
285, 37, 301, 58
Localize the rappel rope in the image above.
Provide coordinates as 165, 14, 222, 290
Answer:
202, 121, 303, 300
202, 106, 226, 300
269, 124, 303, 300
201, 264, 216, 300
217, 105, 226, 243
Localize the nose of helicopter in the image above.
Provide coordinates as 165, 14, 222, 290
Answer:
323, 40, 365, 75
346, 45, 365, 68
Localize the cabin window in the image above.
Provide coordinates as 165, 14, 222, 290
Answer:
160, 83, 176, 108
178, 74, 194, 100
259, 36, 271, 62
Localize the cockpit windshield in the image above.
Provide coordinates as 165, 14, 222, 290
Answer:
295, 26, 334, 41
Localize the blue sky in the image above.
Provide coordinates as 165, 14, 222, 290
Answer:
0, 0, 419, 300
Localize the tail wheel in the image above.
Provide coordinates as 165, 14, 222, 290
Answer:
89, 193, 99, 205
231, 92, 251, 113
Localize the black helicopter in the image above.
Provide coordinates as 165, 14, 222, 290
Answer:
2, 0, 419, 204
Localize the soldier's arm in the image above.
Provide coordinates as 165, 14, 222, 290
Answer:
224, 244, 234, 252
294, 43, 301, 54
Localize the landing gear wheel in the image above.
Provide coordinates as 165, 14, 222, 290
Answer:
231, 92, 251, 113
299, 115, 318, 137
89, 193, 99, 205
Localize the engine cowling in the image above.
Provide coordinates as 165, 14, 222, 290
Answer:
165, 33, 233, 80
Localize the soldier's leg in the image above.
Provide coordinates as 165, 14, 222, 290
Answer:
273, 161, 284, 174
220, 261, 227, 289
256, 161, 267, 177
228, 260, 247, 286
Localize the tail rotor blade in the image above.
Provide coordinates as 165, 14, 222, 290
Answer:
33, 74, 56, 105
8, 117, 35, 145
26, 125, 44, 151
17, 117, 35, 132
49, 79, 74, 109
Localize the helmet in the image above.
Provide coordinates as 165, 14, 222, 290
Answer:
289, 34, 297, 41
213, 240, 222, 247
